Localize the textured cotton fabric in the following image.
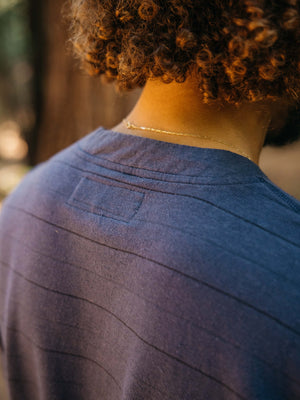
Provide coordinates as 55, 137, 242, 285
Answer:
0, 127, 299, 400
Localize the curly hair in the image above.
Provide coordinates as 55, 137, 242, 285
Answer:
67, 0, 300, 107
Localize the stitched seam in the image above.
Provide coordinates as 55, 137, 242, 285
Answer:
48, 161, 300, 247
76, 146, 261, 184
258, 177, 300, 212
54, 158, 262, 188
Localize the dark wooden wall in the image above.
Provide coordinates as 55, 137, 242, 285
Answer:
30, 0, 140, 164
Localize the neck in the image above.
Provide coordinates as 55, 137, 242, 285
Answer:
113, 78, 273, 164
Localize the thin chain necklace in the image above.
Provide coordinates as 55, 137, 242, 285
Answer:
123, 119, 254, 162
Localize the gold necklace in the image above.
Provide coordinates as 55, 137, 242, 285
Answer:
123, 119, 254, 162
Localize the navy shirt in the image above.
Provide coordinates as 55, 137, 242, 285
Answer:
0, 128, 300, 399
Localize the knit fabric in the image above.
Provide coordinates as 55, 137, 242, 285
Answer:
0, 128, 299, 400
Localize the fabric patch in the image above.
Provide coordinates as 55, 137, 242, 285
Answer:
68, 177, 145, 222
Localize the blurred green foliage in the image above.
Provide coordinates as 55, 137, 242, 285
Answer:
0, 0, 32, 207
0, 1, 29, 59
0, 0, 32, 121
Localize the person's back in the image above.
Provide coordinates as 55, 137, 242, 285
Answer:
1, 0, 300, 399
1, 128, 299, 399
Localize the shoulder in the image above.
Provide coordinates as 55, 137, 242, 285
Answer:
1, 129, 100, 212
0, 132, 102, 247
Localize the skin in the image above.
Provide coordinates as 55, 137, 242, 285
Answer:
113, 75, 290, 165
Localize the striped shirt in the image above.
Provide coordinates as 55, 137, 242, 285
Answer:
0, 128, 299, 399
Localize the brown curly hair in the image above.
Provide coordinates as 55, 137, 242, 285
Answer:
67, 0, 300, 107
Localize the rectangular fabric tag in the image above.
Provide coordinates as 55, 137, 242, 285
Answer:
68, 176, 145, 222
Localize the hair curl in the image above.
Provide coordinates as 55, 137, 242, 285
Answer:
67, 0, 300, 107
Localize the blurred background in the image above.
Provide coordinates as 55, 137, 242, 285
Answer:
0, 0, 299, 398
0, 0, 139, 212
